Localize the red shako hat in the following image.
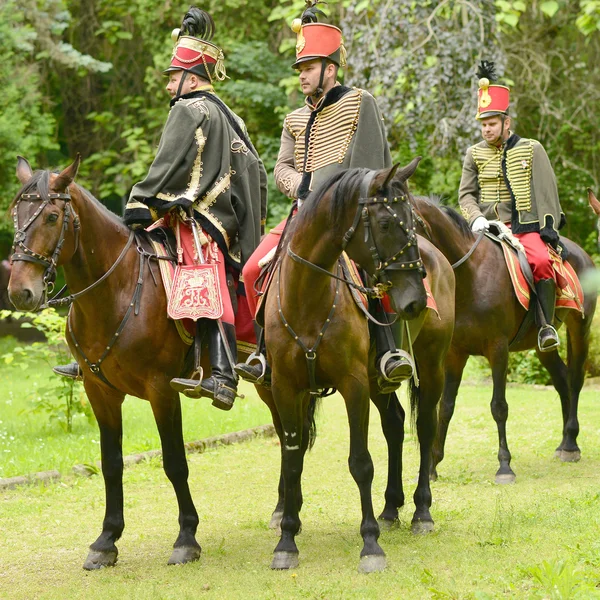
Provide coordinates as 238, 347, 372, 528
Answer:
476, 60, 510, 120
290, 1, 347, 69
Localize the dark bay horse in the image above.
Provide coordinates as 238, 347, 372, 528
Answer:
7, 156, 284, 570
589, 189, 600, 250
264, 163, 455, 572
412, 196, 597, 483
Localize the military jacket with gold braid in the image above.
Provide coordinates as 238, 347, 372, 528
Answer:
458, 134, 565, 244
124, 89, 268, 269
274, 85, 392, 200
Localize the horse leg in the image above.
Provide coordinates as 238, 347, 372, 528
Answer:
370, 386, 405, 528
149, 391, 201, 565
431, 350, 468, 481
83, 384, 126, 570
410, 367, 441, 534
488, 345, 515, 484
340, 377, 386, 573
255, 387, 286, 530
271, 385, 308, 570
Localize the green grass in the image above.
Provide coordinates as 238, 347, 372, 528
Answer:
0, 336, 271, 478
1, 375, 600, 599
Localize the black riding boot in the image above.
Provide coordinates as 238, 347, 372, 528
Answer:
234, 322, 271, 388
371, 304, 415, 394
200, 321, 239, 411
53, 362, 82, 380
535, 278, 560, 352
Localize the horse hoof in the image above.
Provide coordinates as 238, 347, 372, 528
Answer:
554, 449, 563, 459
358, 554, 387, 573
268, 510, 283, 531
411, 520, 434, 535
377, 518, 399, 531
168, 546, 201, 565
495, 473, 516, 485
560, 450, 581, 463
271, 551, 299, 570
83, 549, 118, 570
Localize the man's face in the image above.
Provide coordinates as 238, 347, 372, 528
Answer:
297, 59, 335, 97
166, 70, 195, 98
480, 115, 510, 144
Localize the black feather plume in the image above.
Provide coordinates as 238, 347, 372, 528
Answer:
301, 0, 327, 24
477, 60, 497, 82
180, 6, 215, 41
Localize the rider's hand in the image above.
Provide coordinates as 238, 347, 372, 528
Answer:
471, 216, 490, 233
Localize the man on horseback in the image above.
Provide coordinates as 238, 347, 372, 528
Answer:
235, 0, 414, 391
55, 7, 267, 411
459, 61, 566, 351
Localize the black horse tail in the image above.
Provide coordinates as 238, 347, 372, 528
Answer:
408, 376, 420, 432
307, 396, 322, 450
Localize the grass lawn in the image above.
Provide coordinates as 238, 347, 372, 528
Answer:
1, 368, 599, 598
0, 336, 272, 479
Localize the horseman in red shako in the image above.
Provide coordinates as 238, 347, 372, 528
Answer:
459, 60, 566, 351
235, 0, 415, 393
55, 7, 267, 410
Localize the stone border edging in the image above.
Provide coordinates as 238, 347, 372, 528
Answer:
0, 423, 276, 491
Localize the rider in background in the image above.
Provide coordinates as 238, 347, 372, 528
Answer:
458, 60, 566, 352
235, 0, 414, 391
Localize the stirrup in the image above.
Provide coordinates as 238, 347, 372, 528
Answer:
53, 362, 83, 381
234, 352, 270, 387
170, 368, 204, 398
379, 350, 415, 382
538, 326, 560, 352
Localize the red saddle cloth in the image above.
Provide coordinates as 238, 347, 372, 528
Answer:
147, 220, 256, 351
500, 243, 584, 313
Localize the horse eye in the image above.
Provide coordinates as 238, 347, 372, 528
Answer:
47, 213, 59, 224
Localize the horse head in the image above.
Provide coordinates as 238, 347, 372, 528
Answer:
587, 188, 600, 251
342, 157, 428, 320
8, 155, 82, 311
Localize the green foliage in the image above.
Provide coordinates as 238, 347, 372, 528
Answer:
526, 560, 586, 599
0, 309, 91, 433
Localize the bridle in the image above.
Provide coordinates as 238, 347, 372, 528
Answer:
10, 190, 80, 307
287, 170, 426, 300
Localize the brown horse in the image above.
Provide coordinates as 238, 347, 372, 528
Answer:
264, 163, 455, 572
0, 259, 11, 310
7, 156, 286, 570
589, 189, 600, 250
411, 196, 597, 483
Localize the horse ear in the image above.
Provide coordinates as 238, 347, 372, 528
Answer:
588, 188, 600, 216
370, 164, 400, 194
395, 156, 422, 183
53, 153, 81, 193
16, 156, 33, 184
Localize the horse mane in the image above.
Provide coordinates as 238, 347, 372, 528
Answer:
295, 167, 408, 238
414, 195, 474, 241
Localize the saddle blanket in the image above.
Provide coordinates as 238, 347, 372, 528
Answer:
501, 243, 584, 314
148, 232, 257, 352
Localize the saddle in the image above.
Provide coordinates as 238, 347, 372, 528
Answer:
484, 223, 584, 348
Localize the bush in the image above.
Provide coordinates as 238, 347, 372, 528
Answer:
0, 308, 92, 432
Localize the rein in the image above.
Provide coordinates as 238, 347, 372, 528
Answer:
450, 230, 486, 269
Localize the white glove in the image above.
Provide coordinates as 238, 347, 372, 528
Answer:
471, 216, 490, 233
